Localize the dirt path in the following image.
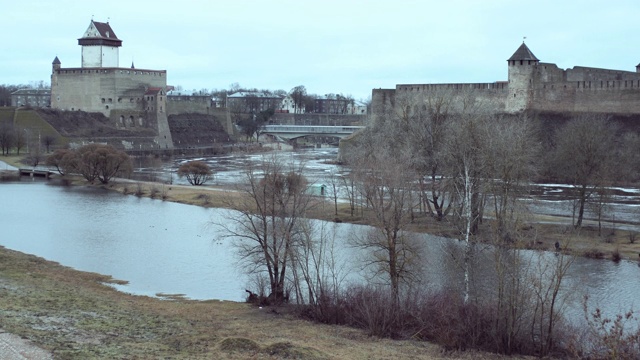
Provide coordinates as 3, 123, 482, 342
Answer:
0, 330, 52, 360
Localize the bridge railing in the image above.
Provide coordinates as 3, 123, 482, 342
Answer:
262, 125, 365, 134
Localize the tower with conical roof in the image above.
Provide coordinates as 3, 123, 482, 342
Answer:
506, 42, 539, 112
78, 20, 122, 67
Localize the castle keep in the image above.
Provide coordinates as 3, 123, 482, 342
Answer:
372, 42, 640, 119
50, 20, 174, 149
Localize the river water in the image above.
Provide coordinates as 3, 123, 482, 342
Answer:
2, 150, 640, 325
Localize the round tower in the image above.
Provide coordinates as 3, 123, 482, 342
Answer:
51, 56, 62, 109
506, 42, 539, 113
52, 56, 61, 72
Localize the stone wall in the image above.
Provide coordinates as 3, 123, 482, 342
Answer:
166, 96, 211, 115
51, 67, 166, 116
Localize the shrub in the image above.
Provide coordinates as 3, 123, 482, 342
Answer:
611, 248, 622, 262
584, 248, 605, 259
134, 183, 144, 196
177, 160, 212, 186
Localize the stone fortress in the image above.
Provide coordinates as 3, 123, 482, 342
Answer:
372, 42, 640, 119
50, 20, 228, 150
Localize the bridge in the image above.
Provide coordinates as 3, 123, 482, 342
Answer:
19, 168, 55, 179
261, 125, 365, 141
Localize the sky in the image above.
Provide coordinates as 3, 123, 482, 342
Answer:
3, 0, 640, 101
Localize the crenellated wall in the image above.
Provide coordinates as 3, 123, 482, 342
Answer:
371, 49, 640, 120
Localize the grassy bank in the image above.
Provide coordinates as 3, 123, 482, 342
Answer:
0, 246, 505, 359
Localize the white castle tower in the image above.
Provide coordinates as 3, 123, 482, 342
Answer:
78, 20, 121, 68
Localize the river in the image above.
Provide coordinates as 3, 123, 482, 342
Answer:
2, 177, 640, 327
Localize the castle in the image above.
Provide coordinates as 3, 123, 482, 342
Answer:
371, 42, 640, 120
50, 20, 174, 149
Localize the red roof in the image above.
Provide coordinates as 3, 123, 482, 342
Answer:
144, 87, 163, 95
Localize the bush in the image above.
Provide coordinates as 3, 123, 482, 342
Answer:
299, 285, 574, 356
177, 161, 212, 186
611, 248, 622, 262
50, 144, 132, 184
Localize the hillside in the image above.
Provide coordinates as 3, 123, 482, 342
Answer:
36, 108, 156, 138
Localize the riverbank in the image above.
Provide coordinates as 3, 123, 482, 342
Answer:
0, 245, 515, 359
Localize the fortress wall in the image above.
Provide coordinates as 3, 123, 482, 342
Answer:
166, 97, 211, 115
52, 68, 166, 116
536, 63, 566, 82
566, 66, 640, 81
395, 83, 508, 114
532, 81, 640, 113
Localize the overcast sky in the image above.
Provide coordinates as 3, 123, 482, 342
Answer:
3, 0, 640, 100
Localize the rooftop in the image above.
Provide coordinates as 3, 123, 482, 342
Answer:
507, 42, 539, 62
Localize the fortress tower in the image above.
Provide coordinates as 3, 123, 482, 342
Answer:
505, 42, 539, 112
79, 20, 122, 68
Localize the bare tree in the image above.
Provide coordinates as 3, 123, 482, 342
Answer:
0, 125, 14, 155
483, 114, 540, 240
13, 128, 27, 155
219, 156, 312, 304
549, 115, 619, 227
45, 149, 73, 175
351, 149, 424, 299
290, 85, 307, 114
289, 220, 349, 311
42, 135, 56, 153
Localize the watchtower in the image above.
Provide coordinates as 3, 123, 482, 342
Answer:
506, 42, 539, 112
78, 20, 122, 68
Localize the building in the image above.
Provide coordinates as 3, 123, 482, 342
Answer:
372, 42, 640, 121
227, 91, 284, 114
50, 20, 173, 149
314, 95, 353, 114
11, 89, 51, 107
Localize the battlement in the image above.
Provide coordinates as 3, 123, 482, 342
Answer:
396, 82, 508, 92
54, 67, 166, 77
